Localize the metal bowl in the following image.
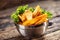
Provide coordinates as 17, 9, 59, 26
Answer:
15, 22, 47, 38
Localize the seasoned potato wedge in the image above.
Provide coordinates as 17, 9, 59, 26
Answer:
18, 14, 26, 22
33, 5, 42, 17
24, 10, 33, 20
34, 18, 47, 25
23, 14, 47, 26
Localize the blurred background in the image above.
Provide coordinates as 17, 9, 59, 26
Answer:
0, 0, 60, 10
0, 0, 60, 40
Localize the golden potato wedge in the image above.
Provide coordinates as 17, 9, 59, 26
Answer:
24, 10, 33, 20
33, 5, 42, 17
18, 10, 33, 22
23, 14, 47, 26
18, 14, 26, 22
34, 18, 47, 25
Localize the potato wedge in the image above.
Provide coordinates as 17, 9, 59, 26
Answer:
33, 5, 42, 17
23, 14, 47, 26
34, 18, 47, 25
18, 14, 26, 22
18, 10, 33, 22
24, 10, 33, 20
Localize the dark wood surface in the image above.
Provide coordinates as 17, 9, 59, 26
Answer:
0, 1, 60, 40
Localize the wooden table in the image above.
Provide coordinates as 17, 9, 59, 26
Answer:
0, 1, 60, 40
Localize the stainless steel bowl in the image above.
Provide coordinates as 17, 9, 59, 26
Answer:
15, 22, 47, 38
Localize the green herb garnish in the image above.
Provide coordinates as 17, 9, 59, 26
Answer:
41, 9, 52, 19
11, 12, 19, 23
28, 7, 35, 12
17, 5, 28, 14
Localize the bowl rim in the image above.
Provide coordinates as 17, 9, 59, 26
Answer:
15, 22, 48, 30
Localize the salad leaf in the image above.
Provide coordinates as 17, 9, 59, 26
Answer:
17, 5, 28, 14
28, 7, 35, 12
11, 12, 19, 23
45, 11, 52, 18
41, 9, 52, 19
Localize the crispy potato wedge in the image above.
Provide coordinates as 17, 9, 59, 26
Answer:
23, 14, 47, 26
18, 14, 26, 22
18, 10, 33, 22
34, 18, 47, 25
24, 10, 33, 20
33, 5, 42, 17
